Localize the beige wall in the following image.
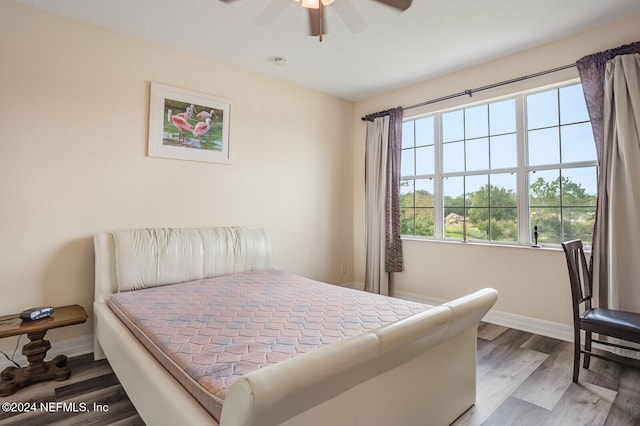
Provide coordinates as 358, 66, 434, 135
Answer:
0, 1, 354, 349
352, 13, 640, 326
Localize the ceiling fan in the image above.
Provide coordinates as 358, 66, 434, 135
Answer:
220, 0, 413, 42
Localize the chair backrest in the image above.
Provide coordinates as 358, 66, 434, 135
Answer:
561, 239, 593, 324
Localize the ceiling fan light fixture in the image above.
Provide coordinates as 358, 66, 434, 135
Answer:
299, 0, 334, 9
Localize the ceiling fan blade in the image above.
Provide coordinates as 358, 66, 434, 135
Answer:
333, 0, 367, 33
255, 0, 291, 27
307, 6, 326, 37
372, 0, 412, 11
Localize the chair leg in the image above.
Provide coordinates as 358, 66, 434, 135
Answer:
583, 332, 592, 369
573, 330, 581, 383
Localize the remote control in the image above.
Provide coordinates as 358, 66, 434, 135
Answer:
20, 306, 55, 321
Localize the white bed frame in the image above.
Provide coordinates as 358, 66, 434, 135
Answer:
93, 227, 498, 426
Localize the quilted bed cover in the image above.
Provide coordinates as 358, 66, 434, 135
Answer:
107, 269, 430, 421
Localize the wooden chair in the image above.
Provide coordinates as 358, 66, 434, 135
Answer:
561, 239, 640, 382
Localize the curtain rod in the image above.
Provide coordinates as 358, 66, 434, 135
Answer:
361, 63, 576, 121
361, 107, 402, 122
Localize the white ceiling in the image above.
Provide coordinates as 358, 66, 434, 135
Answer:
18, 0, 640, 101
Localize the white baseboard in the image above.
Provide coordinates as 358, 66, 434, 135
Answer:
0, 335, 93, 370
393, 290, 574, 343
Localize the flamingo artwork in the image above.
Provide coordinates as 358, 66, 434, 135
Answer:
174, 104, 194, 120
196, 108, 217, 120
191, 118, 211, 146
167, 108, 194, 144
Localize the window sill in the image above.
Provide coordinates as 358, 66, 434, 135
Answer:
400, 236, 565, 252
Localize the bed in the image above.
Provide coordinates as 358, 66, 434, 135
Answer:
93, 226, 498, 426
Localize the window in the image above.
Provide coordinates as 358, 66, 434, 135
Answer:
401, 116, 435, 237
400, 82, 597, 246
527, 85, 598, 245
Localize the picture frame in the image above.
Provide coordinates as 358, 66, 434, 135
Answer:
148, 82, 231, 164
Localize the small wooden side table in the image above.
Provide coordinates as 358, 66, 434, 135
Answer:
0, 304, 87, 396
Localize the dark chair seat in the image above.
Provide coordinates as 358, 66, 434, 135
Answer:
562, 239, 640, 382
581, 308, 640, 342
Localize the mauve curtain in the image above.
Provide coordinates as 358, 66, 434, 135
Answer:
577, 42, 640, 312
385, 108, 404, 274
364, 108, 403, 295
577, 42, 640, 162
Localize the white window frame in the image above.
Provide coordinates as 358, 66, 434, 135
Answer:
400, 79, 598, 247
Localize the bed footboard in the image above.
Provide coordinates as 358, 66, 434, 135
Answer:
221, 288, 498, 426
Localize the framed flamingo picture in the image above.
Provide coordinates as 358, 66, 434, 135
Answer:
148, 82, 231, 164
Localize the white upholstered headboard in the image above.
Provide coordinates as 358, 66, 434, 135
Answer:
94, 226, 272, 302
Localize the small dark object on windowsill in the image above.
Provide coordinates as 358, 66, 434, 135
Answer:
532, 226, 542, 248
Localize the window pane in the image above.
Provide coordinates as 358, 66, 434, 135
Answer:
416, 145, 434, 175
560, 84, 590, 125
444, 208, 465, 239
401, 208, 415, 235
415, 179, 434, 207
561, 122, 597, 163
443, 176, 464, 207
415, 208, 434, 237
466, 208, 489, 241
561, 167, 597, 207
401, 149, 415, 177
527, 89, 559, 129
563, 207, 595, 242
490, 99, 516, 135
466, 138, 489, 171
465, 105, 488, 139
415, 116, 434, 146
528, 128, 560, 165
529, 169, 561, 206
465, 174, 488, 207
442, 110, 464, 142
400, 179, 414, 207
490, 134, 517, 169
490, 173, 517, 207
443, 141, 464, 172
402, 121, 414, 149
490, 208, 518, 242
530, 207, 562, 243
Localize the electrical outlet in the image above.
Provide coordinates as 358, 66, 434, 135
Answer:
340, 264, 348, 275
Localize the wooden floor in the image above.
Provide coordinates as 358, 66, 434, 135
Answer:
1, 324, 639, 425
0, 355, 143, 425
453, 323, 640, 426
